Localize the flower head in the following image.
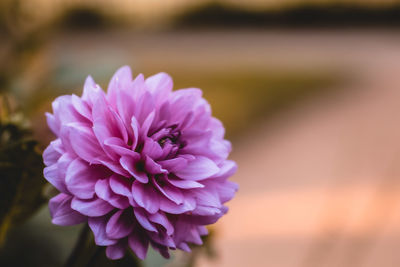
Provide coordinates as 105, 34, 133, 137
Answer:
43, 66, 238, 259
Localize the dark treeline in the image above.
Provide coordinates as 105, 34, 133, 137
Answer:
175, 2, 400, 29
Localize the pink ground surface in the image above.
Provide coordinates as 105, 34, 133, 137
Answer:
193, 31, 400, 267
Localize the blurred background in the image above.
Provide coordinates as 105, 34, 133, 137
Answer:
2, 0, 400, 266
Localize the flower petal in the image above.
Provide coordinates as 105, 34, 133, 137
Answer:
109, 175, 132, 197
89, 216, 117, 246
65, 158, 101, 199
43, 140, 62, 166
49, 193, 86, 226
95, 178, 130, 209
106, 241, 126, 260
167, 178, 204, 189
132, 181, 159, 214
120, 156, 148, 183
153, 176, 183, 205
71, 196, 114, 217
148, 212, 174, 235
145, 72, 173, 102
174, 156, 219, 180
106, 210, 134, 239
134, 208, 158, 233
128, 231, 149, 260
68, 122, 103, 163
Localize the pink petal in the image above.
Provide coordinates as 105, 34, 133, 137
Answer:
135, 92, 155, 125
82, 75, 104, 105
49, 193, 86, 226
68, 122, 103, 163
46, 112, 59, 135
159, 196, 196, 214
142, 138, 163, 160
104, 137, 139, 158
96, 158, 130, 177
88, 216, 117, 246
128, 231, 149, 260
109, 175, 132, 197
95, 178, 130, 209
43, 140, 62, 166
144, 156, 166, 175
106, 210, 134, 239
65, 158, 100, 199
148, 212, 174, 235
167, 178, 204, 189
106, 241, 126, 260
153, 176, 183, 205
133, 208, 158, 233
71, 197, 114, 217
174, 156, 219, 180
145, 72, 173, 102
139, 110, 155, 139
131, 181, 159, 214
158, 157, 188, 173
107, 65, 133, 106
120, 156, 148, 183
71, 94, 91, 120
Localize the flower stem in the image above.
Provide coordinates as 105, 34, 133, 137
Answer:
64, 224, 91, 267
86, 246, 105, 267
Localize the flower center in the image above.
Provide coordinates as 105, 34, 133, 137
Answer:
151, 124, 182, 148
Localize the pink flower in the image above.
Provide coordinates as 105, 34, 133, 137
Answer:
43, 66, 238, 260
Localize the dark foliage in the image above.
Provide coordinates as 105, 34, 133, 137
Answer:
0, 113, 46, 246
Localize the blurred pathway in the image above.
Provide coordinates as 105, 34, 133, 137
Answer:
197, 31, 400, 267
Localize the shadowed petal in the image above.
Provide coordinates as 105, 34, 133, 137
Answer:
106, 241, 126, 260
89, 216, 117, 246
148, 212, 174, 235
133, 208, 157, 233
128, 231, 149, 260
120, 156, 148, 183
49, 193, 86, 226
106, 210, 134, 239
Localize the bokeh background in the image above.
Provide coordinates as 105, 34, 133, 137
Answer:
2, 0, 400, 266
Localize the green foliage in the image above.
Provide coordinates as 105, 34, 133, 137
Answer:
0, 97, 46, 246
